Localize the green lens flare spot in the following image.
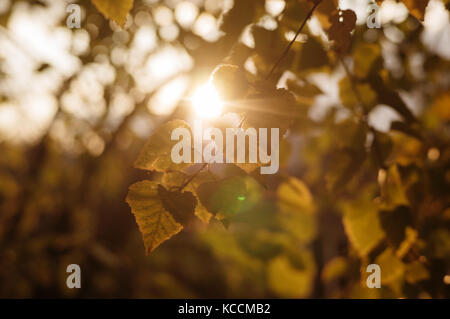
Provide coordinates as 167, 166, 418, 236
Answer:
237, 196, 246, 201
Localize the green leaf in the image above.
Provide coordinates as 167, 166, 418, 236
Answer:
91, 0, 134, 26
134, 120, 193, 172
126, 181, 182, 254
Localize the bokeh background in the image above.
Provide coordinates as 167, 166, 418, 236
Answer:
0, 0, 449, 298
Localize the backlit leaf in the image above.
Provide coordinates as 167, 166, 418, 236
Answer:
341, 192, 385, 257
91, 0, 134, 26
268, 254, 315, 298
134, 120, 193, 172
126, 181, 182, 254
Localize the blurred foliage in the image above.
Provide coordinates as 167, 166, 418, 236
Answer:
0, 0, 449, 298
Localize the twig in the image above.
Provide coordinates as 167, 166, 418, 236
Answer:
265, 0, 322, 80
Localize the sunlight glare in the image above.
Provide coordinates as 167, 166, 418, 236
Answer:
192, 83, 223, 119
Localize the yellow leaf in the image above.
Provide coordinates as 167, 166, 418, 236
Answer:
379, 165, 409, 210
376, 0, 429, 21
341, 192, 385, 257
405, 261, 429, 284
268, 254, 315, 298
91, 0, 134, 27
277, 177, 317, 243
321, 256, 348, 283
339, 77, 377, 110
430, 91, 450, 120
126, 181, 182, 254
277, 177, 314, 213
402, 0, 430, 21
135, 120, 193, 172
375, 248, 405, 285
353, 43, 381, 78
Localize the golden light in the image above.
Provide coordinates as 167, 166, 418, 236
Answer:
191, 82, 224, 119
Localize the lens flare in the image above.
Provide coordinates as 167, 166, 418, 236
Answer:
191, 83, 223, 119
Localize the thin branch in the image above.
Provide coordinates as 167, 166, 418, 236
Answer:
265, 0, 322, 80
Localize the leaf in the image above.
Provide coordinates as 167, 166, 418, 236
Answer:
429, 228, 450, 259
375, 248, 405, 285
427, 90, 450, 126
277, 177, 317, 243
388, 131, 423, 166
157, 184, 197, 226
220, 0, 258, 38
91, 0, 134, 27
401, 0, 430, 21
339, 77, 377, 111
252, 26, 288, 64
196, 176, 247, 224
126, 181, 182, 254
341, 192, 385, 257
376, 0, 429, 21
379, 165, 409, 210
161, 171, 215, 223
297, 36, 330, 72
405, 261, 429, 284
211, 64, 249, 100
353, 43, 381, 79
396, 226, 418, 258
371, 130, 393, 165
268, 254, 316, 298
327, 9, 357, 55
134, 120, 193, 172
321, 256, 348, 283
277, 177, 314, 214
243, 83, 297, 135
380, 206, 412, 248
314, 0, 339, 29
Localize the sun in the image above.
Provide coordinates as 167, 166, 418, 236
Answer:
191, 82, 224, 119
